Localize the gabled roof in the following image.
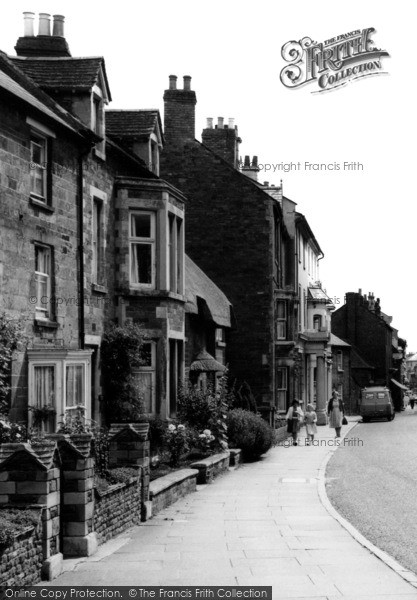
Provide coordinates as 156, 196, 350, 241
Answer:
330, 333, 351, 348
0, 51, 96, 140
185, 254, 232, 328
350, 347, 375, 370
106, 109, 164, 143
8, 56, 111, 100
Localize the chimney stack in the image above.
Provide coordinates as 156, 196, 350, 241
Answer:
201, 116, 242, 169
242, 155, 260, 181
163, 74, 197, 145
23, 12, 35, 37
16, 12, 71, 56
52, 15, 65, 37
38, 13, 51, 36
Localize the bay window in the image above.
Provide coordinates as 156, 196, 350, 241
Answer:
276, 300, 287, 340
28, 350, 92, 431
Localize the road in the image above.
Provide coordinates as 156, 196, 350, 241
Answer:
327, 407, 417, 574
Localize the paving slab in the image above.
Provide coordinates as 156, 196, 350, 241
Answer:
46, 421, 417, 598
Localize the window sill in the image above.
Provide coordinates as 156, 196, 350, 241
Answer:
29, 196, 54, 213
275, 340, 295, 346
34, 319, 59, 329
92, 284, 108, 295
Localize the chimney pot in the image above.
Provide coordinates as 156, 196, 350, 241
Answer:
206, 118, 213, 129
38, 13, 51, 36
52, 14, 65, 37
244, 155, 250, 167
252, 156, 258, 167
217, 117, 224, 129
264, 181, 269, 186
23, 12, 35, 37
228, 118, 235, 129
183, 75, 191, 90
169, 75, 177, 90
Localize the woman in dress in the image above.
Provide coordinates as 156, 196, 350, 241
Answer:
328, 390, 345, 438
304, 403, 317, 445
286, 399, 304, 446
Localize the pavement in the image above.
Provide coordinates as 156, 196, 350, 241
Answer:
48, 421, 417, 599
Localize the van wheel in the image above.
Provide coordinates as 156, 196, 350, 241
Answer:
391, 413, 395, 420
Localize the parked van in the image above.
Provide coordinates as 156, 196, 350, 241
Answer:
359, 386, 395, 422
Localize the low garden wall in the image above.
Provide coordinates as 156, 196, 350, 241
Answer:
94, 475, 142, 545
190, 451, 230, 484
149, 468, 198, 516
0, 511, 43, 587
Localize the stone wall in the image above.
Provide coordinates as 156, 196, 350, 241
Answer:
0, 513, 43, 586
94, 476, 142, 545
149, 469, 198, 516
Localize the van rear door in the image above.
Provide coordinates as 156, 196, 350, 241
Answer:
362, 392, 375, 415
375, 392, 388, 416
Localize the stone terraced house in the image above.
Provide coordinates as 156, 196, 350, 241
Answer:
0, 12, 232, 430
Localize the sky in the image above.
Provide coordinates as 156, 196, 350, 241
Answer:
1, 1, 415, 348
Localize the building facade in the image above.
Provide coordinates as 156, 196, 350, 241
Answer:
0, 13, 231, 430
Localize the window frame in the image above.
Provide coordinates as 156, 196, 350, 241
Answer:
276, 300, 287, 340
276, 366, 288, 412
34, 243, 52, 320
337, 350, 344, 372
92, 197, 103, 285
133, 341, 156, 415
28, 350, 92, 432
129, 210, 156, 289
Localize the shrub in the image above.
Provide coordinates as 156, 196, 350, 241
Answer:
0, 418, 27, 444
163, 423, 189, 467
0, 509, 39, 548
100, 322, 146, 423
227, 409, 273, 460
178, 374, 230, 452
0, 313, 26, 415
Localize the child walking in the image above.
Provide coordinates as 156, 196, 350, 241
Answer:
304, 403, 317, 445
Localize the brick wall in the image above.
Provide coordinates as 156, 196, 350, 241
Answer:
94, 477, 142, 545
0, 514, 43, 586
161, 141, 276, 403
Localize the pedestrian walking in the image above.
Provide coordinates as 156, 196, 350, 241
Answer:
410, 395, 415, 410
286, 399, 304, 446
304, 403, 317, 445
328, 390, 345, 438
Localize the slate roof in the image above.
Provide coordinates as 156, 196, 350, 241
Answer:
8, 56, 111, 99
185, 255, 232, 328
106, 109, 163, 142
330, 333, 351, 348
0, 51, 95, 139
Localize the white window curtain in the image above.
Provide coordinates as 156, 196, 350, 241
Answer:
34, 366, 55, 407
66, 364, 85, 409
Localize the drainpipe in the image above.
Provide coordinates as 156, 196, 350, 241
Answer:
78, 146, 91, 350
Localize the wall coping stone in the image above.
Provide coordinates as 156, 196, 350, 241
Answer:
190, 451, 230, 469
149, 468, 199, 498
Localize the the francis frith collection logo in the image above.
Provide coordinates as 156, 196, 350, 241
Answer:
280, 28, 389, 93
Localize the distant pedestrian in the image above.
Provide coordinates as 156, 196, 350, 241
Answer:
304, 403, 317, 445
328, 391, 345, 438
286, 400, 304, 446
410, 395, 415, 410
404, 393, 410, 409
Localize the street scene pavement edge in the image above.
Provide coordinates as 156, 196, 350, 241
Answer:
43, 421, 417, 599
